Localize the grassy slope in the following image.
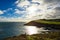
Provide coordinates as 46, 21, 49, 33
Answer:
34, 19, 60, 25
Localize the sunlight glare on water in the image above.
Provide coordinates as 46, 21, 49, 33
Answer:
24, 26, 49, 35
25, 26, 38, 35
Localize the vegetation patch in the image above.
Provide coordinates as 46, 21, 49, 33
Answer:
34, 19, 60, 25
4, 31, 60, 40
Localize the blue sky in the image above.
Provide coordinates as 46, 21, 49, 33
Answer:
0, 0, 17, 10
0, 0, 18, 18
0, 0, 60, 22
0, 0, 26, 19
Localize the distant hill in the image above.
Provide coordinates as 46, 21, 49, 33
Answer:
24, 19, 60, 30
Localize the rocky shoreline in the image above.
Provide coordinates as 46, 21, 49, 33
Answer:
4, 19, 60, 40
25, 21, 60, 30
4, 31, 60, 40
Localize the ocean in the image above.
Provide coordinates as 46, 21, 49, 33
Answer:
0, 22, 26, 40
0, 22, 53, 40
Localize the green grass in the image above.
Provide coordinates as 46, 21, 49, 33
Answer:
5, 31, 60, 40
34, 20, 60, 25
26, 31, 60, 40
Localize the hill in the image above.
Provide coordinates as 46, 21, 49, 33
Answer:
34, 19, 60, 25
24, 19, 60, 30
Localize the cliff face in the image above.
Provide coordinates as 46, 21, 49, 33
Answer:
25, 21, 42, 27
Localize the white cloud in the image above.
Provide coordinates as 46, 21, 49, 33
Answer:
14, 0, 60, 20
43, 0, 60, 3
17, 0, 30, 7
14, 9, 26, 14
15, 9, 21, 14
1, 0, 58, 22
0, 10, 4, 14
15, 0, 19, 4
0, 16, 30, 22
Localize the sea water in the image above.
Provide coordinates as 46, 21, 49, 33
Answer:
0, 22, 49, 40
0, 22, 26, 40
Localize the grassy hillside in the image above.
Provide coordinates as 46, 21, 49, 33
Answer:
34, 19, 60, 25
24, 19, 60, 29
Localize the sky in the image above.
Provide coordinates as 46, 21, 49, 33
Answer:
0, 0, 60, 22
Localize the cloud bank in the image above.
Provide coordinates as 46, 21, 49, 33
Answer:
0, 0, 60, 22
15, 0, 60, 19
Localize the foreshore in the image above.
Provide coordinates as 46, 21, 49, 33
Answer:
4, 31, 60, 40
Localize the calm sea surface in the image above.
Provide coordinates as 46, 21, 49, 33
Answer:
0, 22, 26, 39
0, 22, 49, 40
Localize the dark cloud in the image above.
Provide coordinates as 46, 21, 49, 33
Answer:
43, 0, 60, 3
55, 7, 60, 10
52, 7, 60, 19
28, 0, 32, 1
44, 0, 53, 3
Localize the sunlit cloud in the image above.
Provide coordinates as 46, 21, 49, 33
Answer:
0, 16, 28, 22
0, 0, 60, 22
15, 0, 59, 20
0, 10, 4, 14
